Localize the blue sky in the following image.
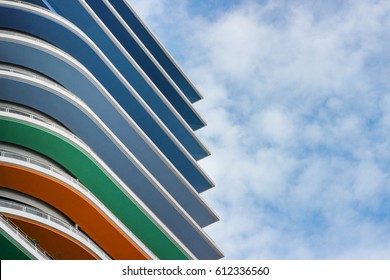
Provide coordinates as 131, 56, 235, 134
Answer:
130, 0, 390, 259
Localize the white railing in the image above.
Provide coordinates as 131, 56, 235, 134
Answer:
0, 146, 118, 222
0, 63, 62, 89
0, 148, 114, 258
0, 147, 84, 193
0, 199, 111, 259
0, 213, 53, 259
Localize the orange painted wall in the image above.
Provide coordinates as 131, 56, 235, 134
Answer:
0, 163, 149, 259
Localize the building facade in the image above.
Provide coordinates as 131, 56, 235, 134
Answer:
0, 0, 222, 260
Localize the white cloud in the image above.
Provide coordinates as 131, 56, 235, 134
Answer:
128, 0, 167, 23
130, 0, 390, 259
253, 108, 296, 145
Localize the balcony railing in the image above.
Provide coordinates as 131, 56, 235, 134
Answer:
0, 148, 113, 258
0, 199, 111, 259
0, 213, 53, 259
0, 147, 86, 195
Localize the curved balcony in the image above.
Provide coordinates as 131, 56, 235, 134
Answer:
0, 214, 52, 260
0, 148, 155, 259
0, 199, 111, 259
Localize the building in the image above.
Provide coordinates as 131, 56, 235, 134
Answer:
0, 0, 222, 260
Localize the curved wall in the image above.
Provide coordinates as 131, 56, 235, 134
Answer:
0, 116, 194, 259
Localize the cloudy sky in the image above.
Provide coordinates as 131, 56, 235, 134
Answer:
129, 0, 390, 259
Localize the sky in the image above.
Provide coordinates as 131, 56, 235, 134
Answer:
129, 0, 390, 259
